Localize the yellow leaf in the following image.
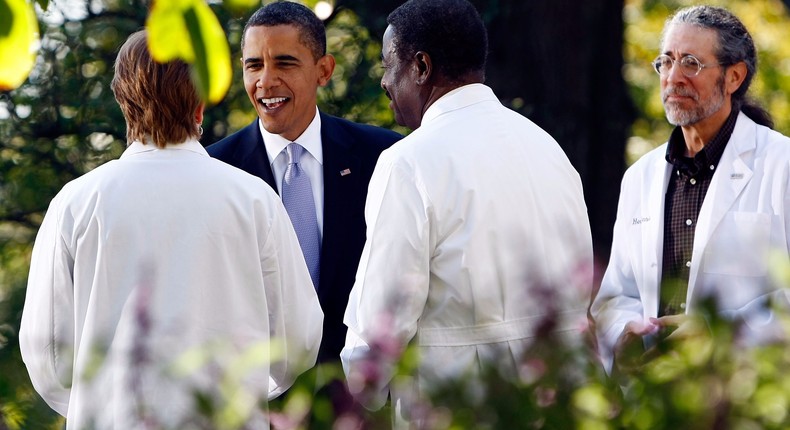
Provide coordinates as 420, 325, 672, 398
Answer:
146, 0, 231, 104
147, 0, 194, 62
0, 0, 39, 91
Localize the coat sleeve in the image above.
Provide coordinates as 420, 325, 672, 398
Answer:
19, 194, 75, 416
259, 197, 323, 399
590, 172, 646, 374
341, 154, 431, 410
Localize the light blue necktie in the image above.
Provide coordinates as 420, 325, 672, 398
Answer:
282, 143, 320, 289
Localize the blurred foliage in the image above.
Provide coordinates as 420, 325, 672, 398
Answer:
623, 0, 790, 164
259, 288, 790, 429
2, 0, 790, 427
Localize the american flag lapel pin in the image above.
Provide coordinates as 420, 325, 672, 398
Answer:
340, 168, 351, 176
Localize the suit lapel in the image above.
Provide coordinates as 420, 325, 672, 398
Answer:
236, 121, 277, 192
688, 113, 755, 296
319, 114, 362, 294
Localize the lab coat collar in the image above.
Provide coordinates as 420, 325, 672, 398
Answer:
421, 83, 498, 125
121, 139, 209, 158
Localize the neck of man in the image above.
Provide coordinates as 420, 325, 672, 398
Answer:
681, 98, 734, 158
419, 72, 485, 127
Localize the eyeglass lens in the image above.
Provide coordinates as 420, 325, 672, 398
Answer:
654, 55, 701, 77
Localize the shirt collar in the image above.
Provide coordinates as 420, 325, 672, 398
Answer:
261, 106, 323, 165
421, 83, 499, 125
120, 139, 208, 159
665, 107, 739, 176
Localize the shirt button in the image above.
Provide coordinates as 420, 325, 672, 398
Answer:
680, 302, 686, 309
710, 165, 715, 170
690, 178, 697, 185
686, 261, 692, 268
686, 219, 693, 226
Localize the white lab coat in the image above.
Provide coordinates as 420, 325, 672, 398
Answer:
592, 113, 790, 373
19, 140, 323, 429
342, 84, 593, 425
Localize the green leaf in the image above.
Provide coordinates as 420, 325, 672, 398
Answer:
0, 0, 39, 91
146, 0, 231, 104
0, 0, 12, 38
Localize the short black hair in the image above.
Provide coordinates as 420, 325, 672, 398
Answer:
242, 1, 326, 61
387, 0, 488, 82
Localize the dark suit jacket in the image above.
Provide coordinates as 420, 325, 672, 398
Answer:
207, 112, 402, 362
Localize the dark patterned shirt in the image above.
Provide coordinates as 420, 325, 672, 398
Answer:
659, 109, 739, 316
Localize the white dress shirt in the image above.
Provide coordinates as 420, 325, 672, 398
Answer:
261, 107, 324, 237
19, 140, 323, 429
341, 84, 594, 423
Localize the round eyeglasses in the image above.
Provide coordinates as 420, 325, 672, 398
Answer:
652, 54, 721, 78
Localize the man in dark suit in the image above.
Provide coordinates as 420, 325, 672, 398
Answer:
208, 1, 401, 363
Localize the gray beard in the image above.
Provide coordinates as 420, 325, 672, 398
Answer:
665, 92, 725, 126
663, 77, 726, 127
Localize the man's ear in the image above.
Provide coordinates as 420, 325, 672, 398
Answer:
725, 61, 747, 96
414, 51, 432, 86
317, 54, 336, 87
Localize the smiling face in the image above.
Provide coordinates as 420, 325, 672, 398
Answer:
242, 24, 334, 141
660, 23, 729, 127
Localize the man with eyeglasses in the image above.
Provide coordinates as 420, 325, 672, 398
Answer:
591, 5, 790, 377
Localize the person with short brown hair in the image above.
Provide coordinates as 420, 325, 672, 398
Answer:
20, 30, 322, 429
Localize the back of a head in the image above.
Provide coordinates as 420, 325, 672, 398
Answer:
111, 31, 202, 147
665, 5, 773, 128
242, 1, 326, 61
387, 0, 488, 83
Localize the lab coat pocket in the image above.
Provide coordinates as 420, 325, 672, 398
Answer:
702, 211, 771, 276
